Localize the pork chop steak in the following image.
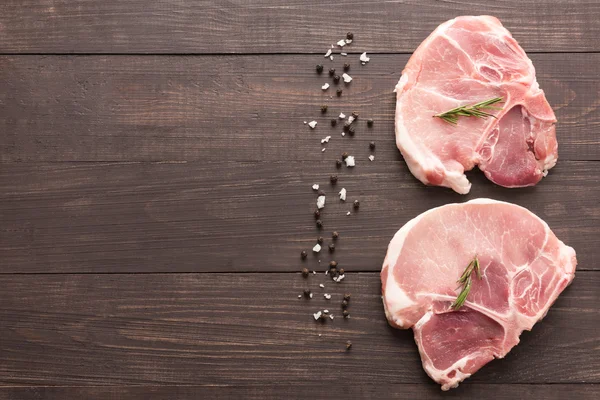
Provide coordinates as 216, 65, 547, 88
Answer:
381, 199, 576, 390
395, 16, 558, 194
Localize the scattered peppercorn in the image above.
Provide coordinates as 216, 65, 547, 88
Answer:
302, 268, 309, 277
331, 118, 337, 127
348, 125, 356, 136
342, 152, 349, 160
369, 141, 376, 150
336, 159, 342, 168
352, 111, 359, 119
332, 231, 339, 240
330, 267, 338, 276
316, 64, 324, 74
304, 289, 311, 298
321, 105, 328, 113
336, 89, 343, 97
329, 68, 336, 76
343, 310, 350, 318
301, 251, 307, 260
346, 32, 354, 40
318, 189, 325, 196
342, 300, 349, 308
343, 122, 351, 133
314, 210, 321, 219
319, 313, 327, 322
344, 63, 350, 71
343, 294, 351, 302
316, 219, 323, 229
317, 236, 324, 244
333, 75, 340, 84
329, 260, 338, 269
367, 118, 374, 127
353, 200, 360, 209
330, 175, 338, 184
329, 243, 335, 252
346, 340, 352, 350
339, 268, 345, 275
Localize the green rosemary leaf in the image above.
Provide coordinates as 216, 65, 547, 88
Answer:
451, 256, 481, 310
434, 97, 503, 125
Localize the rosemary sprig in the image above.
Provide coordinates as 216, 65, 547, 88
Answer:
451, 256, 481, 310
434, 97, 504, 125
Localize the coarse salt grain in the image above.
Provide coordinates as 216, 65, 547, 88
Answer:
323, 309, 329, 314
325, 270, 329, 275
312, 184, 319, 190
347, 211, 351, 216
360, 52, 370, 63
341, 132, 345, 137
345, 156, 355, 167
329, 314, 334, 320
321, 136, 331, 144
313, 271, 316, 275
310, 292, 313, 298
322, 83, 330, 90
330, 55, 334, 61
303, 121, 307, 124
298, 295, 302, 298
342, 73, 352, 83
317, 195, 326, 209
313, 243, 322, 253
337, 39, 346, 47
345, 39, 353, 44
334, 274, 346, 282
348, 115, 355, 124
339, 112, 346, 119
308, 120, 317, 129
319, 284, 325, 288
369, 155, 375, 161
324, 49, 332, 57
322, 148, 326, 152
341, 52, 348, 56
324, 293, 331, 299
313, 311, 322, 320
339, 188, 347, 201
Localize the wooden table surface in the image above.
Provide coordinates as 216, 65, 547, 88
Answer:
1, 1, 599, 399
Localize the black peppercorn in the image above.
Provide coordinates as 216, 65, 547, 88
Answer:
301, 251, 307, 260
336, 89, 343, 97
339, 268, 345, 275
341, 300, 349, 308
332, 231, 339, 240
331, 118, 337, 127
333, 75, 340, 84
353, 200, 360, 209
329, 243, 335, 252
316, 219, 323, 229
318, 190, 325, 196
321, 105, 328, 113
369, 141, 376, 150
367, 118, 374, 127
343, 310, 350, 318
348, 125, 355, 136
317, 236, 324, 244
329, 68, 336, 76
302, 268, 309, 277
330, 267, 337, 276
336, 159, 342, 168
351, 111, 359, 119
314, 210, 321, 219
346, 340, 352, 350
346, 32, 354, 40
344, 63, 350, 71
343, 293, 351, 302
342, 152, 349, 160
304, 289, 311, 298
343, 122, 351, 133
329, 260, 338, 269
330, 175, 338, 184
316, 64, 324, 74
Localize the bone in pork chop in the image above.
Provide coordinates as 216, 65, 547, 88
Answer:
395, 16, 558, 194
381, 199, 576, 390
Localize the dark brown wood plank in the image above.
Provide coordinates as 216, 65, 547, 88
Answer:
1, 384, 599, 400
1, 53, 599, 163
1, 160, 598, 274
0, 272, 598, 387
0, 1, 599, 53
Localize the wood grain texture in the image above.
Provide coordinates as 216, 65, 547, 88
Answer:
0, 1, 599, 53
1, 53, 599, 163
1, 384, 599, 400
1, 161, 598, 274
0, 272, 598, 388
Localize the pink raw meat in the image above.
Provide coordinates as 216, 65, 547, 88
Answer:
395, 16, 558, 194
381, 199, 576, 390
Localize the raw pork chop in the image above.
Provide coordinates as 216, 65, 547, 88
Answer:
381, 199, 576, 390
395, 16, 558, 194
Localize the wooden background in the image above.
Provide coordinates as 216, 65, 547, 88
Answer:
1, 1, 599, 399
